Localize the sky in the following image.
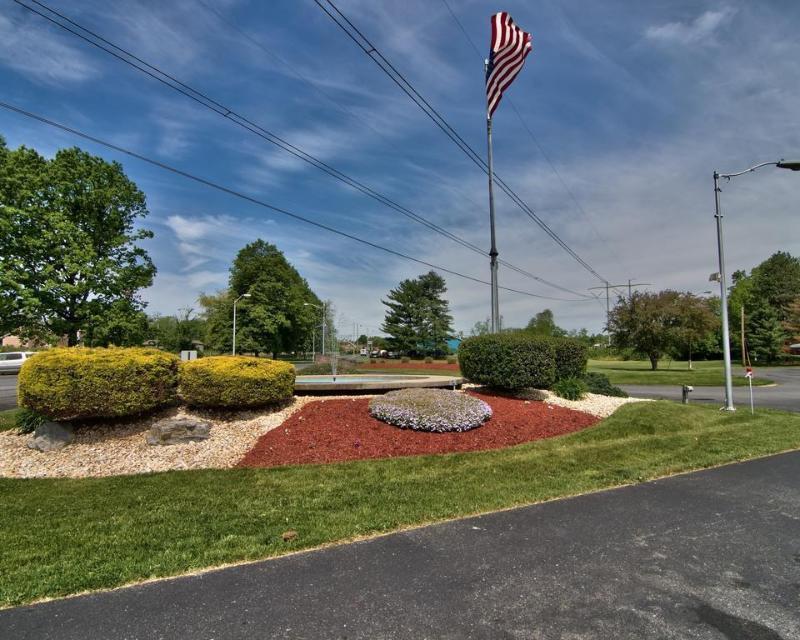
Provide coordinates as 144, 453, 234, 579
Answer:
1, 0, 799, 338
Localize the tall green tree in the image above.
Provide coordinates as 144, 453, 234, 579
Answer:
381, 271, 454, 355
525, 309, 566, 337
749, 251, 800, 319
748, 302, 785, 363
200, 240, 319, 356
608, 290, 701, 370
0, 138, 155, 345
674, 294, 719, 369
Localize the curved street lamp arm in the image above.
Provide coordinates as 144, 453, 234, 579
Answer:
717, 161, 779, 180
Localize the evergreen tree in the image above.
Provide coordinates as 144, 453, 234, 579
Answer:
747, 302, 785, 363
381, 271, 454, 355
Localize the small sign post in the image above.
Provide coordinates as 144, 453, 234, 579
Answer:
745, 367, 754, 414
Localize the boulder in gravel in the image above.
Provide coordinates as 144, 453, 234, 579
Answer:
27, 421, 74, 452
146, 417, 211, 446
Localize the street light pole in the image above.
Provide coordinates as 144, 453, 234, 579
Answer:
712, 159, 800, 411
232, 293, 251, 356
304, 301, 327, 361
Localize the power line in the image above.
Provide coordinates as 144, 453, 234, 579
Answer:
12, 0, 591, 301
0, 99, 598, 305
313, 0, 609, 284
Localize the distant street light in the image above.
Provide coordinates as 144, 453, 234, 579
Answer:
232, 293, 251, 355
713, 159, 799, 410
304, 301, 327, 360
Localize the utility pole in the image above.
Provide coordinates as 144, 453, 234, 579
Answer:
589, 281, 651, 347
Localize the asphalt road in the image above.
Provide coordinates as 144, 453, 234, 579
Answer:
0, 375, 17, 411
2, 451, 799, 639
621, 366, 800, 412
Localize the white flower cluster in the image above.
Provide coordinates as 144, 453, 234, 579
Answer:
369, 389, 492, 433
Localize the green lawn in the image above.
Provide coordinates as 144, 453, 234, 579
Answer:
2, 401, 799, 607
588, 359, 772, 386
0, 409, 19, 432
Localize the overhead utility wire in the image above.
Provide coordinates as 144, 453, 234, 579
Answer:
0, 100, 594, 304
14, 0, 589, 301
313, 0, 609, 285
439, 0, 622, 264
192, 0, 577, 295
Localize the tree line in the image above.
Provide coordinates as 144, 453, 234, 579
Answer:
2, 137, 797, 364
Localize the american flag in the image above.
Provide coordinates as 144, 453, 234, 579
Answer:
486, 12, 533, 118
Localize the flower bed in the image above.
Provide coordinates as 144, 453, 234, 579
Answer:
369, 388, 491, 432
238, 391, 599, 468
361, 361, 460, 371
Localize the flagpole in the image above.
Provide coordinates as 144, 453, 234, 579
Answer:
485, 59, 500, 334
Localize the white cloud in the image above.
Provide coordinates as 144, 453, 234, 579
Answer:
0, 14, 98, 85
645, 8, 735, 45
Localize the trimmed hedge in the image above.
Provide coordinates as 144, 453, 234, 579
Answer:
180, 356, 295, 407
458, 333, 556, 390
549, 337, 588, 381
18, 347, 179, 420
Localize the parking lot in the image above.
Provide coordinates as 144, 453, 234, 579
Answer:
0, 375, 18, 411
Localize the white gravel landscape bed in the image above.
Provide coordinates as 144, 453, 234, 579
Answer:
538, 390, 650, 418
1, 389, 645, 479
0, 395, 367, 479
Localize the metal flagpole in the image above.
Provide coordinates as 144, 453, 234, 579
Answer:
485, 62, 499, 333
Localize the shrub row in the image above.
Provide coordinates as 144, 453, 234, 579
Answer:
18, 348, 180, 421
18, 349, 295, 420
179, 356, 294, 408
457, 333, 588, 391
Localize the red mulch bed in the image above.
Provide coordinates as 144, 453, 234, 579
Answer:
362, 361, 460, 371
237, 391, 599, 468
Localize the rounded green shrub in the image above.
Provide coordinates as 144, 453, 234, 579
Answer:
369, 388, 491, 432
446, 356, 457, 365
458, 333, 556, 390
552, 377, 588, 401
401, 356, 410, 363
583, 372, 628, 397
180, 356, 295, 407
549, 337, 588, 381
424, 356, 434, 364
18, 347, 179, 420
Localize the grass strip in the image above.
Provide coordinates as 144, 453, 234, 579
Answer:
1, 401, 798, 607
588, 359, 772, 386
0, 409, 19, 432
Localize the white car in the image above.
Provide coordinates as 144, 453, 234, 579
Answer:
0, 351, 35, 374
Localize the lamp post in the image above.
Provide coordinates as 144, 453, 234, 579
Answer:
304, 301, 327, 361
712, 159, 800, 410
232, 293, 251, 355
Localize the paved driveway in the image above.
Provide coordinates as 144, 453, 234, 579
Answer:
621, 366, 800, 412
2, 451, 799, 639
0, 375, 17, 411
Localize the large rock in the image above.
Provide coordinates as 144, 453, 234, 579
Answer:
27, 421, 74, 452
146, 417, 211, 446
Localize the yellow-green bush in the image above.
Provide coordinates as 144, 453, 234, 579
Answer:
179, 356, 295, 408
18, 348, 179, 420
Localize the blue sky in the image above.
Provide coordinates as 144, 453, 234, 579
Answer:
2, 0, 799, 337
